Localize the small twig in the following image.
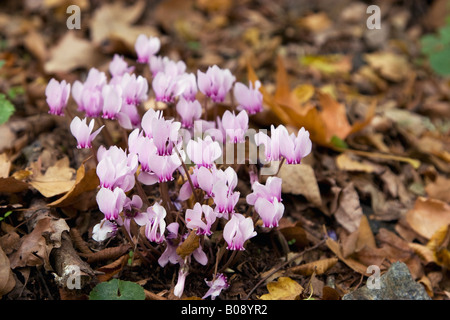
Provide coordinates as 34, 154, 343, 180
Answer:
244, 239, 326, 300
174, 146, 200, 204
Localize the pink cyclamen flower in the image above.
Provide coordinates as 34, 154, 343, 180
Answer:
46, 78, 71, 116
254, 197, 284, 228
176, 97, 202, 129
151, 117, 181, 156
279, 127, 312, 164
71, 68, 106, 115
96, 187, 126, 220
70, 116, 104, 149
92, 219, 118, 242
174, 266, 189, 298
197, 65, 236, 103
109, 54, 134, 78
221, 110, 249, 143
152, 71, 185, 103
246, 176, 282, 205
101, 84, 122, 120
118, 195, 148, 237
186, 136, 222, 169
233, 80, 263, 114
254, 124, 286, 162
185, 203, 216, 236
145, 202, 167, 243
149, 56, 186, 77
140, 152, 182, 185
179, 73, 198, 101
96, 145, 138, 192
212, 182, 240, 219
135, 34, 160, 63
120, 73, 148, 106
223, 213, 257, 250
202, 273, 229, 300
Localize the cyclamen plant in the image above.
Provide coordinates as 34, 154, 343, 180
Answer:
45, 34, 312, 299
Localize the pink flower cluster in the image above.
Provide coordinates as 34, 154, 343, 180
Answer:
45, 33, 313, 300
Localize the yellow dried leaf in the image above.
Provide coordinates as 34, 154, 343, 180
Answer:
336, 153, 378, 173
259, 277, 303, 300
289, 257, 338, 276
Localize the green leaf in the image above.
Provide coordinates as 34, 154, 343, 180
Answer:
0, 94, 15, 125
89, 279, 145, 300
330, 135, 348, 149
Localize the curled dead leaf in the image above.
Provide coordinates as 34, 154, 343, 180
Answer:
176, 230, 200, 259
426, 224, 450, 268
289, 257, 338, 276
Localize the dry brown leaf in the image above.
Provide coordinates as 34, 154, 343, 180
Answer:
277, 163, 322, 208
318, 92, 352, 142
90, 0, 159, 52
406, 197, 450, 240
0, 153, 11, 178
425, 176, 450, 203
0, 177, 29, 193
333, 183, 363, 233
289, 257, 338, 276
0, 245, 15, 298
297, 12, 332, 32
426, 224, 450, 268
176, 230, 200, 259
30, 157, 75, 198
278, 221, 309, 249
364, 51, 411, 82
418, 275, 434, 298
259, 277, 303, 300
44, 32, 106, 74
355, 215, 376, 251
49, 161, 99, 208
325, 237, 369, 275
408, 242, 435, 265
9, 216, 69, 270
